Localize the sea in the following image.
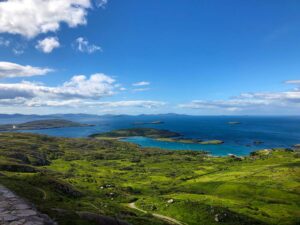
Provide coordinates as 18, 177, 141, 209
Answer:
1, 114, 300, 156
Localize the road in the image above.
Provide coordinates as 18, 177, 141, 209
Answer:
127, 202, 185, 225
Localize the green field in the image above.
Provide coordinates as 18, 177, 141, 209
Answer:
0, 132, 299, 225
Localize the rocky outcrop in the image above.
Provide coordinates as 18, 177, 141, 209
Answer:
0, 185, 56, 225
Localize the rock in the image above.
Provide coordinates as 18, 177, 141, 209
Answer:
15, 209, 37, 217
9, 221, 24, 225
293, 144, 300, 148
214, 214, 220, 222
14, 204, 30, 210
0, 185, 57, 225
3, 215, 18, 222
228, 154, 243, 161
167, 199, 174, 204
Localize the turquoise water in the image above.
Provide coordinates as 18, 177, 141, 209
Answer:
121, 137, 261, 156
6, 115, 300, 156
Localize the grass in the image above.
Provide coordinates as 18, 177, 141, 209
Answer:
0, 132, 299, 225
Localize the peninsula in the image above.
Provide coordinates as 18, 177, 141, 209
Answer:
91, 128, 224, 145
0, 119, 92, 132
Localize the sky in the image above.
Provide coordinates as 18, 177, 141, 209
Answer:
0, 0, 300, 115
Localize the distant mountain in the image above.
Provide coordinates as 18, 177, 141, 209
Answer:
0, 113, 189, 124
0, 114, 104, 124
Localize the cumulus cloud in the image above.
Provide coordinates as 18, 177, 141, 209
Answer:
0, 61, 52, 78
0, 71, 166, 110
179, 82, 300, 113
36, 37, 60, 53
0, 73, 115, 100
132, 81, 150, 86
0, 0, 94, 38
74, 37, 102, 53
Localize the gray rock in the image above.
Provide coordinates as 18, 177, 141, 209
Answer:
3, 215, 18, 221
0, 185, 57, 225
15, 209, 37, 217
14, 204, 30, 210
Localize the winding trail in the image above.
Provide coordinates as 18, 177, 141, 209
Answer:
35, 187, 47, 200
127, 202, 185, 225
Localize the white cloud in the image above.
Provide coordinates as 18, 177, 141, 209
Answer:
132, 81, 150, 86
11, 42, 27, 55
0, 70, 166, 110
0, 71, 166, 110
95, 0, 108, 8
0, 61, 52, 78
0, 0, 92, 38
0, 37, 10, 47
0, 73, 115, 101
25, 99, 165, 108
60, 73, 115, 98
74, 37, 102, 53
36, 37, 60, 53
133, 88, 150, 92
179, 82, 300, 113
0, 73, 115, 99
88, 100, 165, 108
285, 80, 300, 85
12, 48, 24, 55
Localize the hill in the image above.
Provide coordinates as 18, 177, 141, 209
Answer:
0, 133, 299, 225
0, 119, 92, 132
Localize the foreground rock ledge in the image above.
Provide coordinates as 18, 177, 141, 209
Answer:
0, 185, 56, 225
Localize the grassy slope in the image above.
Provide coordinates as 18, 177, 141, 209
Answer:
0, 132, 299, 225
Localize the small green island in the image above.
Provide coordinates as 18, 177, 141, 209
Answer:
91, 128, 224, 145
90, 127, 181, 139
228, 121, 241, 125
0, 119, 92, 132
133, 121, 164, 125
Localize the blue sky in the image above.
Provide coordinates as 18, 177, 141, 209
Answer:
0, 0, 300, 115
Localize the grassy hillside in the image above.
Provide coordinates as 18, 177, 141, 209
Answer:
0, 119, 92, 131
0, 132, 299, 225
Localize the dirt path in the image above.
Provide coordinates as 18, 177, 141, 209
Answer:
35, 187, 47, 200
127, 202, 185, 225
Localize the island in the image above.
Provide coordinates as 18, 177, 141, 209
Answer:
133, 121, 164, 125
90, 127, 181, 139
227, 121, 241, 125
0, 119, 92, 132
90, 127, 224, 145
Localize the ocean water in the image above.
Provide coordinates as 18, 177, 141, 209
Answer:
8, 115, 300, 156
